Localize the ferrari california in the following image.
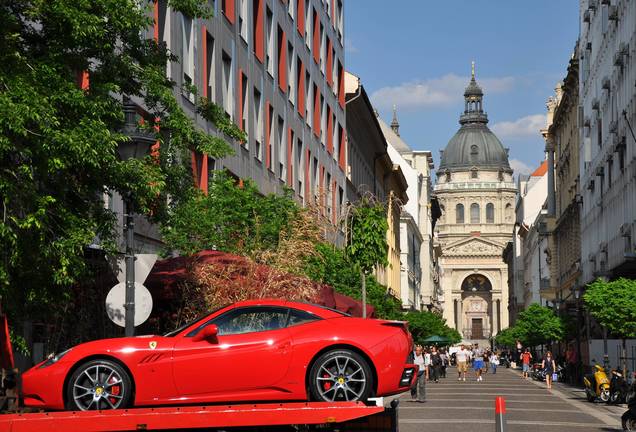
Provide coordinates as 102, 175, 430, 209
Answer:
21, 299, 416, 411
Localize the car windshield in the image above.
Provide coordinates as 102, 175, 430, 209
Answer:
163, 305, 228, 337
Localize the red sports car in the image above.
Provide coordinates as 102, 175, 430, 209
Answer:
22, 300, 416, 411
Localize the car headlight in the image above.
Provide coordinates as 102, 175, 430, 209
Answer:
39, 349, 71, 368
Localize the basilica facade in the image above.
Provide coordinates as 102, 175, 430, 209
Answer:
433, 69, 516, 345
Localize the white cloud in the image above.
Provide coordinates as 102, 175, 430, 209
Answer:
509, 159, 534, 176
370, 74, 515, 111
491, 114, 546, 139
344, 38, 358, 54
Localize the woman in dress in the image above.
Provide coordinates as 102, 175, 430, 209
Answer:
542, 351, 557, 390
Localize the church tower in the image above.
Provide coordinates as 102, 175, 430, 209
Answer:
434, 65, 516, 345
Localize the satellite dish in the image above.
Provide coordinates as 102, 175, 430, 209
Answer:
105, 282, 153, 327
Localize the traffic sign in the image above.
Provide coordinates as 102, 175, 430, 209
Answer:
105, 282, 153, 327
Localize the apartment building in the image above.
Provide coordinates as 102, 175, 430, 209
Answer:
146, 0, 347, 243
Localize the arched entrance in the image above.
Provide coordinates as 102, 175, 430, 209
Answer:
461, 274, 492, 341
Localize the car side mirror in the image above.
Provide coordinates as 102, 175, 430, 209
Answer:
192, 324, 219, 344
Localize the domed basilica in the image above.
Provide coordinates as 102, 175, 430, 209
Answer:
434, 66, 516, 345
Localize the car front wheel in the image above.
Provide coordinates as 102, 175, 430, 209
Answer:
66, 359, 132, 411
308, 349, 373, 402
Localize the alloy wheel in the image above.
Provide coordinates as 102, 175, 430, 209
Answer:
71, 363, 127, 410
311, 350, 372, 402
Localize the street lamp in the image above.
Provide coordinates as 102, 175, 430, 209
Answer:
118, 98, 156, 337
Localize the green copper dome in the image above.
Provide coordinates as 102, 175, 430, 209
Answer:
439, 69, 510, 172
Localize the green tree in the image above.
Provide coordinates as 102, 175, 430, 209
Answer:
404, 311, 461, 346
304, 243, 403, 320
162, 171, 298, 257
495, 326, 522, 347
0, 1, 239, 322
344, 196, 389, 318
584, 278, 636, 375
513, 304, 565, 347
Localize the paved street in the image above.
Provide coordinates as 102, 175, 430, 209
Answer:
396, 367, 624, 432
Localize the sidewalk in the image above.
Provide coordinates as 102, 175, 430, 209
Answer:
507, 365, 626, 426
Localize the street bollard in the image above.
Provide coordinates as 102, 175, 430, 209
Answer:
495, 396, 506, 432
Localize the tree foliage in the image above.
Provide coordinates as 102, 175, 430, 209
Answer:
404, 311, 462, 346
162, 171, 299, 257
344, 196, 388, 275
584, 278, 636, 339
498, 304, 565, 347
0, 0, 239, 319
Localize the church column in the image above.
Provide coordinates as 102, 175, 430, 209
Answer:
496, 299, 501, 333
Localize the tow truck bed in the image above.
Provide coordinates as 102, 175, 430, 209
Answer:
0, 401, 398, 432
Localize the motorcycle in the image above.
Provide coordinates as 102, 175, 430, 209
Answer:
531, 364, 565, 382
622, 373, 636, 431
609, 369, 629, 405
584, 363, 611, 403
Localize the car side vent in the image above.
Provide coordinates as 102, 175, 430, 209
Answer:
139, 353, 164, 364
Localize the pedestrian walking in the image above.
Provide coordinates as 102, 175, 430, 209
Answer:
455, 345, 470, 381
423, 347, 431, 381
483, 349, 490, 373
542, 351, 557, 390
521, 348, 533, 379
565, 344, 578, 385
490, 351, 499, 374
430, 347, 441, 383
410, 345, 426, 402
473, 344, 484, 382
440, 349, 448, 378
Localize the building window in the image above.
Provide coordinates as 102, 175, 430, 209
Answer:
439, 204, 445, 224
265, 6, 274, 77
278, 116, 285, 180
470, 203, 480, 223
486, 203, 494, 223
277, 26, 286, 93
287, 41, 295, 103
471, 168, 478, 179
608, 158, 613, 187
252, 0, 264, 63
266, 102, 273, 169
297, 138, 303, 196
505, 203, 513, 222
456, 204, 464, 224
238, 0, 248, 41
221, 50, 233, 118
597, 117, 602, 148
253, 87, 263, 161
205, 32, 215, 101
222, 0, 235, 23
181, 14, 195, 102
239, 70, 248, 142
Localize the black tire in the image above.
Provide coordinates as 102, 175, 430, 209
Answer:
66, 359, 132, 411
623, 411, 636, 431
308, 349, 373, 402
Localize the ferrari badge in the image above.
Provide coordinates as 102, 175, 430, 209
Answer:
149, 341, 157, 350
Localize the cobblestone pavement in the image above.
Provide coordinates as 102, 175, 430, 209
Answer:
396, 367, 625, 432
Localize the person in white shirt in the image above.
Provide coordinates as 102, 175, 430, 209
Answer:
423, 348, 432, 381
410, 345, 426, 402
455, 345, 470, 381
490, 351, 500, 374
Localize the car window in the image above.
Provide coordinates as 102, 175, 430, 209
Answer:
211, 307, 290, 336
287, 308, 321, 327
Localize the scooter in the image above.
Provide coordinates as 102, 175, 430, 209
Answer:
622, 373, 636, 430
609, 369, 629, 405
584, 363, 611, 402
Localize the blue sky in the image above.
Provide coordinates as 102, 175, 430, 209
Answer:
345, 0, 579, 175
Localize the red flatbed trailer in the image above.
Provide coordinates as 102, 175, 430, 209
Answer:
0, 401, 399, 432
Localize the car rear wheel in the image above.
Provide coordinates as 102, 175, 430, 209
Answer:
66, 359, 132, 411
308, 349, 373, 402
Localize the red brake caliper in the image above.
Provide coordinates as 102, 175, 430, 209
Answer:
323, 373, 332, 390
109, 377, 121, 404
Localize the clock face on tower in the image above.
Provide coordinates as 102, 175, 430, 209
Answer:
470, 301, 482, 312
